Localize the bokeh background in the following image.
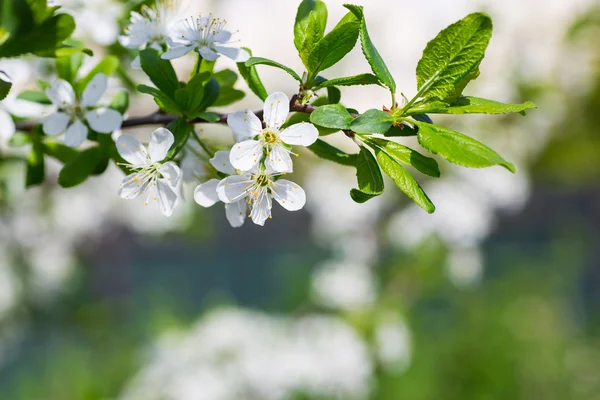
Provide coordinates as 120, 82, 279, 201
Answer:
1, 0, 600, 399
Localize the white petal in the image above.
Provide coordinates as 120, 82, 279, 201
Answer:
250, 189, 272, 226
229, 140, 263, 172
160, 161, 181, 188
214, 46, 250, 63
210, 150, 236, 175
0, 109, 15, 142
85, 108, 123, 133
213, 30, 232, 43
131, 55, 142, 70
148, 127, 174, 162
268, 144, 294, 173
227, 110, 262, 142
64, 120, 88, 148
46, 79, 75, 108
161, 45, 194, 60
194, 179, 221, 207
280, 122, 319, 146
80, 73, 107, 107
271, 179, 306, 211
199, 46, 219, 61
217, 175, 251, 203
118, 172, 149, 199
41, 112, 70, 136
225, 200, 247, 228
156, 179, 179, 217
116, 134, 148, 166
263, 92, 289, 129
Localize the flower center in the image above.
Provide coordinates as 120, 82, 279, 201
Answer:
255, 174, 271, 187
262, 130, 279, 145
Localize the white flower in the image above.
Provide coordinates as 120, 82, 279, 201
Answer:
117, 128, 182, 217
161, 14, 250, 62
194, 150, 248, 228
41, 74, 123, 148
215, 162, 306, 226
119, 0, 184, 69
228, 92, 319, 173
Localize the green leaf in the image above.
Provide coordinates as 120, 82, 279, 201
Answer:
196, 77, 220, 111
196, 112, 221, 123
364, 137, 440, 177
109, 91, 129, 114
245, 57, 302, 83
185, 72, 207, 113
56, 50, 84, 84
416, 13, 493, 102
344, 5, 396, 99
351, 109, 393, 134
138, 84, 181, 114
306, 12, 359, 77
0, 72, 12, 101
414, 121, 516, 173
58, 147, 102, 188
294, 0, 328, 52
213, 87, 245, 107
384, 125, 418, 137
26, 127, 45, 187
42, 141, 79, 163
139, 48, 179, 98
351, 146, 384, 203
409, 96, 537, 116
327, 86, 341, 104
374, 145, 435, 213
299, 10, 328, 66
237, 48, 268, 101
308, 139, 357, 166
310, 104, 354, 130
166, 119, 190, 159
76, 56, 119, 94
214, 69, 238, 87
9, 133, 30, 147
314, 73, 381, 89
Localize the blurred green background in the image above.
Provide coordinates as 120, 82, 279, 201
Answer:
0, 1, 599, 399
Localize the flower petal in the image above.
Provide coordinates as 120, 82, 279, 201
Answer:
119, 172, 149, 199
85, 108, 123, 133
194, 179, 221, 207
148, 127, 174, 162
271, 179, 306, 211
213, 30, 232, 43
227, 110, 262, 142
210, 150, 236, 175
41, 112, 70, 136
156, 179, 179, 217
116, 134, 148, 166
46, 79, 75, 108
199, 46, 219, 61
225, 200, 247, 228
268, 144, 293, 173
161, 45, 194, 60
214, 46, 250, 63
217, 175, 251, 203
80, 73, 107, 107
160, 161, 181, 188
0, 109, 15, 142
64, 120, 88, 148
229, 140, 263, 172
280, 122, 319, 146
263, 92, 289, 129
250, 189, 272, 226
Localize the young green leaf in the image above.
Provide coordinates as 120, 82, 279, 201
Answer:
299, 10, 328, 66
374, 147, 435, 213
138, 84, 182, 114
310, 104, 354, 130
196, 78, 220, 111
351, 146, 384, 203
416, 13, 493, 102
351, 109, 393, 134
306, 12, 359, 78
76, 56, 119, 94
185, 72, 207, 113
245, 57, 302, 83
237, 48, 268, 101
314, 73, 381, 89
139, 48, 179, 98
364, 137, 440, 177
58, 147, 102, 188
294, 0, 328, 52
414, 121, 516, 172
343, 5, 396, 101
308, 139, 357, 166
409, 96, 537, 116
